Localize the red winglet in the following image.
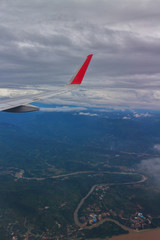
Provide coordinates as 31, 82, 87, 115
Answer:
70, 54, 93, 85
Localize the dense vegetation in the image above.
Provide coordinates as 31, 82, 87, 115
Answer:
0, 109, 160, 239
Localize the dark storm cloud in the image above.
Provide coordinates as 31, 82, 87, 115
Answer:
1, 0, 160, 109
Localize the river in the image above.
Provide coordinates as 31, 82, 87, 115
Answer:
74, 172, 147, 230
110, 228, 160, 240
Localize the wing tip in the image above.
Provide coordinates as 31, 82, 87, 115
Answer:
87, 54, 93, 58
70, 54, 93, 85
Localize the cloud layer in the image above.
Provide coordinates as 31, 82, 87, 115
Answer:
1, 0, 160, 109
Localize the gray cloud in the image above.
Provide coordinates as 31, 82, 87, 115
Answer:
138, 158, 160, 185
40, 106, 87, 112
1, 0, 160, 109
78, 112, 98, 117
133, 112, 152, 118
153, 144, 160, 152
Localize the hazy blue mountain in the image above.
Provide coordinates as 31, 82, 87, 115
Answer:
0, 107, 159, 171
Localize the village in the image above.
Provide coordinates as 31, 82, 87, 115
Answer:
79, 185, 152, 231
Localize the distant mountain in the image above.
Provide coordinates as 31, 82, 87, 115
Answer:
0, 108, 160, 170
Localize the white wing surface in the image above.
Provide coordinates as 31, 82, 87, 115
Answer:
0, 54, 93, 113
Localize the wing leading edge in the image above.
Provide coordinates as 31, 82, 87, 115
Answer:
0, 54, 93, 113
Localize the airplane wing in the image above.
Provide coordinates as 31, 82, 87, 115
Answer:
0, 54, 93, 113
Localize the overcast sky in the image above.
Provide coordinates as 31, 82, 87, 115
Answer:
1, 0, 160, 110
